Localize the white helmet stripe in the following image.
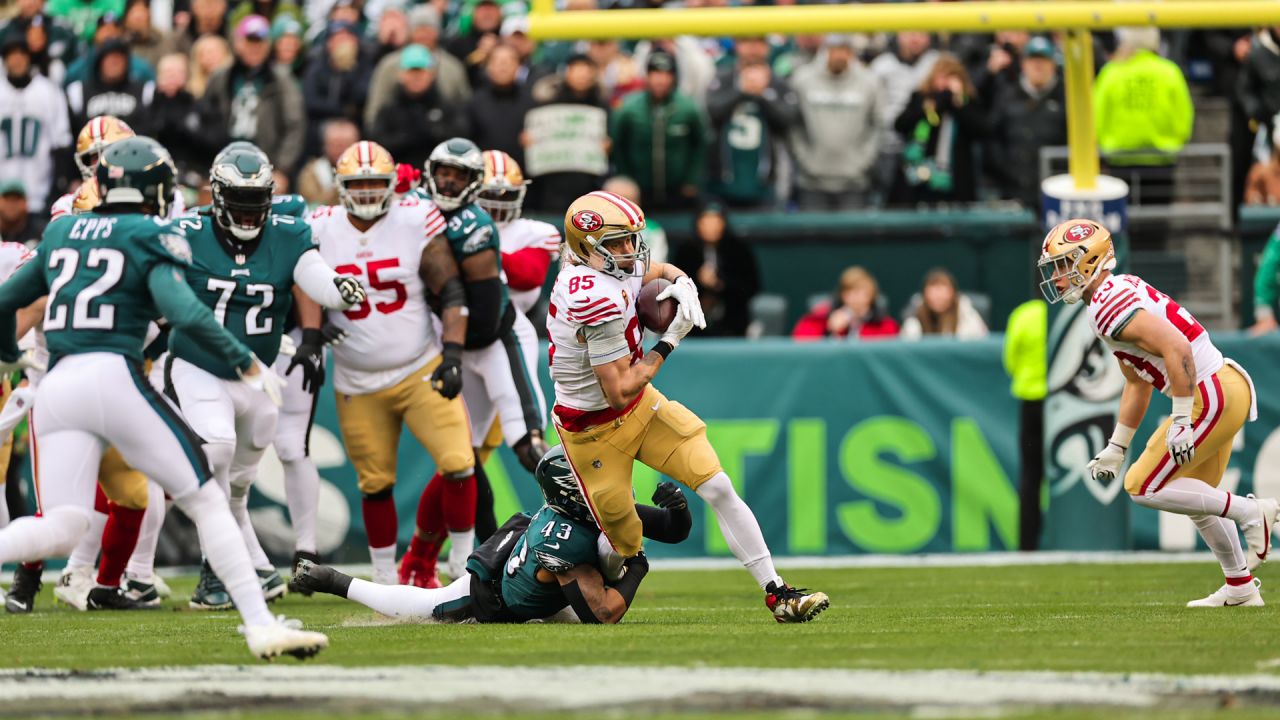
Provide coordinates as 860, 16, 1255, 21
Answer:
586, 190, 641, 226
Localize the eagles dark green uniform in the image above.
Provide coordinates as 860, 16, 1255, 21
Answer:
470, 505, 598, 620
168, 212, 316, 379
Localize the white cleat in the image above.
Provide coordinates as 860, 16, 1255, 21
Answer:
241, 615, 329, 661
53, 566, 95, 612
1187, 578, 1265, 607
152, 573, 172, 599
1244, 495, 1279, 572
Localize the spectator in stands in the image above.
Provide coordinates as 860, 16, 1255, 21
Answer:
298, 117, 358, 207
773, 34, 823, 79
366, 5, 469, 130
187, 32, 230, 97
631, 36, 717, 108
611, 51, 707, 210
499, 15, 547, 85
161, 0, 227, 58
1250, 222, 1280, 335
16, 12, 78, 86
1237, 27, 1280, 154
47, 0, 123, 43
900, 268, 989, 340
150, 52, 221, 177
602, 175, 667, 263
526, 52, 609, 212
790, 34, 881, 210
0, 32, 73, 213
974, 30, 1030, 110
466, 42, 533, 167
301, 20, 372, 156
446, 0, 502, 87
271, 15, 305, 76
792, 266, 899, 341
586, 38, 643, 107
202, 14, 306, 180
67, 38, 154, 133
65, 12, 156, 86
671, 201, 759, 337
227, 0, 302, 38
1246, 134, 1280, 206
705, 51, 799, 209
1093, 27, 1193, 200
124, 0, 164, 69
890, 54, 985, 206
988, 36, 1066, 209
372, 3, 409, 62
870, 31, 938, 196
0, 180, 44, 247
370, 44, 464, 169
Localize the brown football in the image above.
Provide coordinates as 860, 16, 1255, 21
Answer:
637, 278, 677, 333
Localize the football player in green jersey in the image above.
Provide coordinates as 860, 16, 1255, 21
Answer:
294, 446, 692, 623
165, 142, 364, 610
0, 136, 328, 659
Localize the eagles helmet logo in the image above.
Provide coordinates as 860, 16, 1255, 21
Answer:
572, 210, 604, 233
1065, 223, 1095, 243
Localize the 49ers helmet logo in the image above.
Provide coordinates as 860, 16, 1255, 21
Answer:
1065, 223, 1095, 243
571, 210, 604, 233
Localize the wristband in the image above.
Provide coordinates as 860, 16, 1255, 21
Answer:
1110, 423, 1137, 449
1257, 305, 1275, 321
441, 341, 464, 365
652, 340, 675, 360
1171, 395, 1194, 420
300, 328, 324, 347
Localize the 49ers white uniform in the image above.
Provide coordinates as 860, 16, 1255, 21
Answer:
499, 218, 561, 315
547, 264, 643, 418
1087, 273, 1257, 496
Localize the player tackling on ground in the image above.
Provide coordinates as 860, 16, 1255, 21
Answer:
548, 190, 828, 623
1040, 218, 1279, 607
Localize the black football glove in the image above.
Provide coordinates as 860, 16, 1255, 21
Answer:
652, 481, 688, 511
320, 321, 348, 347
285, 328, 325, 394
334, 275, 366, 307
430, 342, 464, 399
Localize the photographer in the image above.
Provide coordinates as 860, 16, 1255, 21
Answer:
888, 54, 986, 206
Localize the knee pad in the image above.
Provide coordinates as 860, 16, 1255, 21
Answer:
437, 449, 476, 479
274, 434, 308, 464
443, 467, 475, 481
513, 432, 550, 474
357, 473, 395, 496
203, 441, 235, 478
694, 472, 737, 506
363, 487, 394, 502
247, 404, 279, 452
46, 505, 93, 553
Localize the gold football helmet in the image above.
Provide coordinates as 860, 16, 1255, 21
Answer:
563, 190, 648, 279
72, 178, 102, 213
335, 140, 396, 220
75, 116, 136, 180
1038, 218, 1115, 304
477, 150, 528, 224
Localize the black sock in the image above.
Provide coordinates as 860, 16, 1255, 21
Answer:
473, 462, 497, 542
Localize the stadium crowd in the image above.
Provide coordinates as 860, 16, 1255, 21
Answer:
0, 0, 1271, 340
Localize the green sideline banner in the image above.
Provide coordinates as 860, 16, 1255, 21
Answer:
244, 334, 1280, 562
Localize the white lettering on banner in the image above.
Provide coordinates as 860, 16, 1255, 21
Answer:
523, 105, 609, 177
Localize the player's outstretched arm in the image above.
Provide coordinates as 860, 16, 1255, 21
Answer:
0, 260, 49, 363
292, 249, 365, 311
15, 297, 46, 339
637, 482, 692, 544
557, 554, 650, 624
148, 263, 253, 373
459, 248, 504, 347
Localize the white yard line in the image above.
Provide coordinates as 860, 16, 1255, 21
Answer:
0, 665, 1272, 714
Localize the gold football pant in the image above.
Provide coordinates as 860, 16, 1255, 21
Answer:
336, 355, 475, 496
554, 385, 721, 557
1126, 364, 1252, 496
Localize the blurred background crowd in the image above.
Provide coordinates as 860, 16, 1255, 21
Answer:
0, 0, 1274, 341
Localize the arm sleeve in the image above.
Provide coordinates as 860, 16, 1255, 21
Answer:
0, 259, 49, 362
292, 248, 349, 310
463, 276, 505, 348
502, 247, 555, 291
636, 503, 692, 544
583, 318, 630, 366
148, 263, 253, 372
1255, 229, 1280, 316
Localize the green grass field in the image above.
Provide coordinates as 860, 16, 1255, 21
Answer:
4, 561, 1280, 718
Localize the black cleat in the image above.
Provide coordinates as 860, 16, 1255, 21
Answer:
6, 564, 42, 614
291, 559, 351, 598
87, 585, 160, 611
288, 551, 322, 596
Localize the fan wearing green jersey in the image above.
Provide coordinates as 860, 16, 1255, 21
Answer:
164, 142, 365, 610
0, 136, 328, 660
295, 446, 691, 624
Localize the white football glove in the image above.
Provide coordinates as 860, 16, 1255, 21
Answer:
238, 355, 283, 407
656, 276, 706, 330
0, 348, 46, 375
277, 333, 297, 358
1088, 442, 1126, 483
661, 311, 696, 348
0, 385, 35, 437
1166, 415, 1196, 466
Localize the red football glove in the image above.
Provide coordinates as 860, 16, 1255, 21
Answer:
394, 163, 421, 194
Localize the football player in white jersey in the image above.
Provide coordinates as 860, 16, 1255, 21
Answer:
478, 150, 561, 318
308, 140, 476, 586
547, 190, 829, 623
51, 116, 186, 221
1040, 218, 1280, 607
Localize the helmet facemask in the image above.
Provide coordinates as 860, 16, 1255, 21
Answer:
75, 147, 101, 180
214, 184, 273, 241
338, 175, 395, 220
1039, 247, 1103, 305
477, 181, 526, 224
588, 230, 649, 280
426, 161, 483, 212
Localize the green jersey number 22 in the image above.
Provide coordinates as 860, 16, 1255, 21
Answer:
45, 247, 125, 330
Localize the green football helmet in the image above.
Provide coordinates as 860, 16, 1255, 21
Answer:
424, 137, 484, 212
534, 446, 596, 527
96, 136, 177, 216
211, 142, 275, 241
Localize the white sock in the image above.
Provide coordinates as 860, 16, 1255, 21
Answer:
65, 509, 107, 571
695, 473, 783, 590
177, 482, 272, 627
0, 486, 9, 529
229, 483, 273, 571
282, 458, 320, 555
1132, 477, 1259, 525
370, 544, 397, 582
0, 506, 91, 564
447, 529, 474, 575
347, 574, 470, 620
126, 484, 167, 582
1191, 514, 1250, 580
